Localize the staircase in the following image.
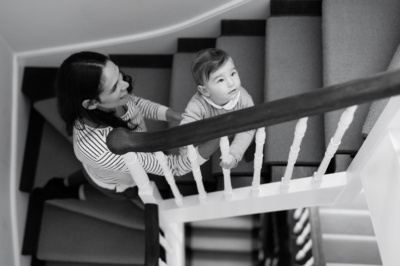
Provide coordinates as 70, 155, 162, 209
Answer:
19, 0, 400, 265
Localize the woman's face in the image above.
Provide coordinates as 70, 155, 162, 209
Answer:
96, 60, 130, 110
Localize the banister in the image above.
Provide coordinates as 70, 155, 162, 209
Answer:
107, 69, 400, 154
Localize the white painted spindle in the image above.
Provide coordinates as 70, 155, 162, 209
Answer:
220, 136, 233, 199
160, 233, 173, 254
296, 239, 312, 261
293, 207, 304, 220
155, 151, 183, 206
282, 118, 308, 186
303, 256, 314, 266
122, 152, 159, 204
252, 127, 266, 196
296, 222, 311, 245
187, 145, 207, 203
294, 208, 309, 234
159, 258, 168, 266
314, 106, 358, 181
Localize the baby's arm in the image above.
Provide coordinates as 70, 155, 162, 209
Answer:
221, 88, 255, 169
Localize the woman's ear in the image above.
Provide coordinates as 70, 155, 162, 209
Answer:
82, 99, 99, 110
197, 85, 210, 97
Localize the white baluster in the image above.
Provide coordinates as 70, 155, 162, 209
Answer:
293, 207, 304, 220
252, 127, 266, 196
187, 145, 207, 203
296, 239, 312, 261
160, 233, 173, 254
122, 152, 159, 204
294, 208, 309, 234
296, 222, 311, 245
159, 258, 168, 266
155, 151, 183, 206
314, 106, 358, 182
282, 118, 308, 187
303, 256, 314, 266
220, 136, 233, 200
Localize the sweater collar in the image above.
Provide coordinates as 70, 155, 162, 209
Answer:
202, 90, 241, 110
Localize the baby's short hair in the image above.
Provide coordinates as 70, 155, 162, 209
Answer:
191, 48, 231, 85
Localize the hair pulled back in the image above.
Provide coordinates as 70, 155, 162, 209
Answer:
56, 51, 134, 135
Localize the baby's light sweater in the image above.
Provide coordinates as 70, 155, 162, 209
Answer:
180, 87, 255, 162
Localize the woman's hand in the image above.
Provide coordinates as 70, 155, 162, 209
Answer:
166, 108, 183, 123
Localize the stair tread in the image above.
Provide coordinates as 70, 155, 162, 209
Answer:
265, 16, 324, 165
33, 122, 81, 188
327, 264, 382, 266
318, 208, 375, 236
190, 249, 253, 266
190, 215, 255, 230
322, 233, 382, 265
38, 203, 145, 264
48, 198, 145, 230
189, 227, 254, 252
322, 0, 400, 153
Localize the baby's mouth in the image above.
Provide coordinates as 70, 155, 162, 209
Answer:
229, 88, 237, 94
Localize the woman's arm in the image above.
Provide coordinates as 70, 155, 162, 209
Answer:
165, 108, 183, 123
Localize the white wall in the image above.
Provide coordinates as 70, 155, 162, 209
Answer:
0, 35, 16, 266
18, 0, 270, 66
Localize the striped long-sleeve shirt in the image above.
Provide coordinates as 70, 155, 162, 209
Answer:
73, 94, 202, 192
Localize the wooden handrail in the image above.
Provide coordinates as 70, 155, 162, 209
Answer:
107, 69, 400, 154
145, 204, 160, 266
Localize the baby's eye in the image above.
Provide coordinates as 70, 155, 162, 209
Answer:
217, 78, 224, 83
231, 71, 237, 76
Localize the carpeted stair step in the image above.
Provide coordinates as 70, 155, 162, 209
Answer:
190, 215, 257, 230
212, 20, 266, 178
188, 227, 255, 253
326, 263, 382, 266
44, 261, 131, 266
29, 121, 82, 188
322, 0, 400, 154
189, 250, 253, 266
47, 198, 145, 230
322, 234, 381, 265
319, 208, 374, 236
264, 16, 324, 168
37, 203, 145, 265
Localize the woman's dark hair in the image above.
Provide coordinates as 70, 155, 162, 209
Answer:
56, 51, 134, 136
191, 48, 231, 86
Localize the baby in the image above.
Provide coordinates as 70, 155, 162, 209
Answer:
179, 48, 255, 169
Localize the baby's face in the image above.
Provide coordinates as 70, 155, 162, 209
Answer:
202, 58, 241, 106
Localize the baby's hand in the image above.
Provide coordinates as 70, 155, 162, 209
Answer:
220, 154, 238, 169
179, 146, 188, 159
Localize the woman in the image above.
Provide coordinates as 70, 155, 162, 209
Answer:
52, 51, 219, 200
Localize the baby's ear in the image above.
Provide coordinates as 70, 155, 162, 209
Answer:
197, 85, 210, 97
82, 99, 99, 110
